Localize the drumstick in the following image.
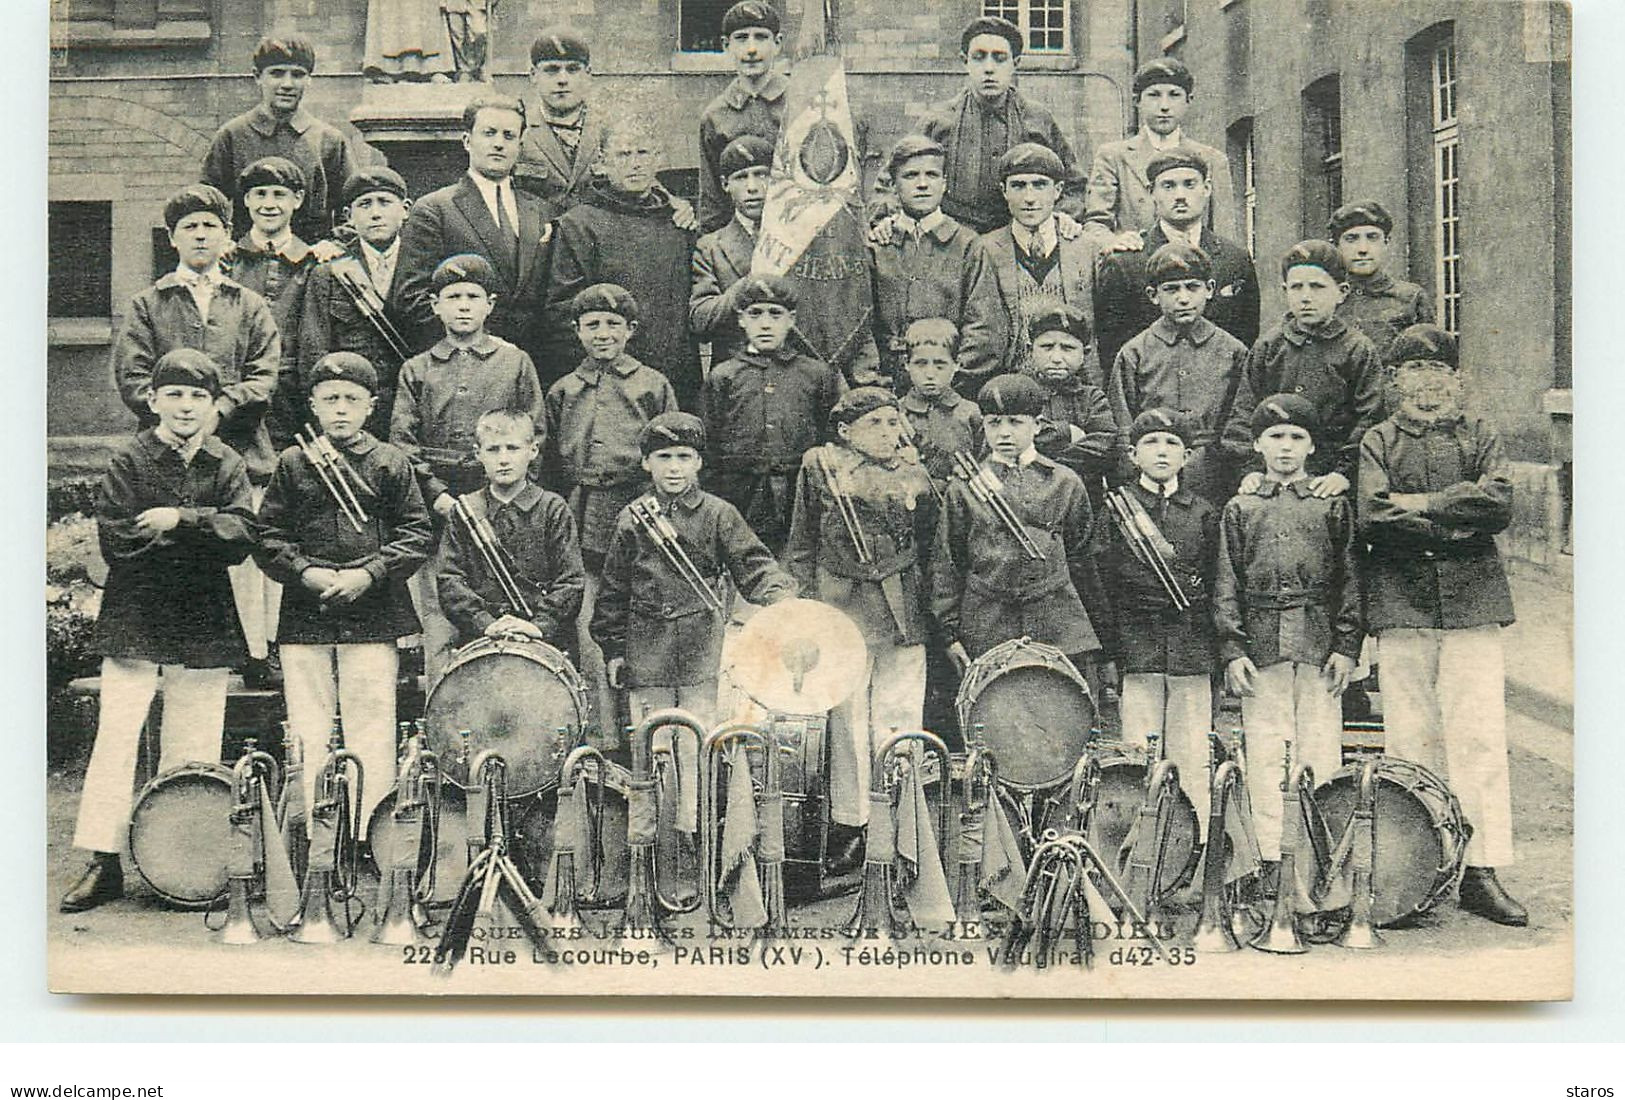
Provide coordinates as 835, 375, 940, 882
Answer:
296, 429, 365, 533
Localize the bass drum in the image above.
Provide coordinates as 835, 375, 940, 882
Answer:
1314, 756, 1471, 927
423, 636, 588, 798
1087, 743, 1201, 896
957, 638, 1094, 792
127, 762, 236, 908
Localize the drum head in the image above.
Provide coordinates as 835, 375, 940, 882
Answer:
1316, 773, 1449, 927
128, 765, 235, 908
965, 664, 1093, 791
1092, 761, 1200, 897
425, 641, 584, 796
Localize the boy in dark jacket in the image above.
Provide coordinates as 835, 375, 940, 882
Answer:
1024, 303, 1117, 498
1329, 201, 1434, 361
61, 351, 257, 913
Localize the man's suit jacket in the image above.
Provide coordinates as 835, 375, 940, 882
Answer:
689, 218, 756, 363
1084, 132, 1237, 240
392, 173, 552, 359
513, 107, 606, 221
979, 220, 1114, 387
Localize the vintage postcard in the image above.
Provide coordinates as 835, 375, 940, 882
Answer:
44, 0, 1572, 999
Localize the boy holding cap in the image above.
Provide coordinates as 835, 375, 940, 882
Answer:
1328, 200, 1434, 359
700, 275, 845, 554
203, 36, 360, 243
1214, 394, 1361, 879
257, 351, 432, 833
697, 1, 789, 234
391, 252, 546, 685
60, 350, 257, 912
1108, 241, 1250, 504
785, 387, 938, 868
1221, 240, 1383, 498
868, 134, 1004, 389
1099, 407, 1219, 830
1085, 57, 1235, 245
1358, 325, 1526, 926
921, 16, 1084, 235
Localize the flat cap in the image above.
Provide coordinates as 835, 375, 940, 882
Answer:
1388, 323, 1458, 369
1280, 239, 1347, 282
998, 142, 1066, 181
977, 373, 1046, 418
253, 36, 316, 73
431, 253, 500, 295
572, 282, 639, 322
1027, 301, 1092, 345
236, 156, 307, 197
151, 348, 222, 397
1145, 146, 1210, 184
309, 351, 378, 394
735, 274, 798, 311
886, 134, 947, 181
1130, 407, 1194, 447
341, 166, 409, 208
1144, 241, 1213, 287
640, 411, 706, 455
722, 1, 780, 36
831, 386, 900, 426
530, 27, 591, 66
720, 135, 775, 179
960, 16, 1023, 57
163, 183, 232, 231
1133, 56, 1193, 95
1249, 393, 1319, 438
1328, 200, 1394, 239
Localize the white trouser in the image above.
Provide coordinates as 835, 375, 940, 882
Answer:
1241, 660, 1344, 860
281, 643, 398, 839
828, 643, 926, 826
628, 681, 718, 834
407, 555, 456, 690
1378, 625, 1514, 867
229, 486, 280, 660
1120, 672, 1214, 840
73, 658, 228, 853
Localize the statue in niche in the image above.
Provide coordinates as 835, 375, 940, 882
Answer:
363, 0, 496, 84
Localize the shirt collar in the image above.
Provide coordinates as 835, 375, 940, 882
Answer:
741, 343, 798, 364
895, 207, 947, 239
1149, 315, 1217, 346
172, 263, 223, 287
653, 484, 705, 510
430, 332, 501, 360
360, 236, 400, 265
733, 210, 758, 237
724, 72, 789, 109
1158, 219, 1204, 250
901, 389, 962, 414
1350, 269, 1395, 294
1393, 410, 1467, 437
466, 168, 513, 204
1138, 473, 1180, 497
489, 480, 544, 511
988, 445, 1040, 469
573, 353, 641, 381
1282, 313, 1348, 346
1141, 126, 1185, 151
244, 228, 310, 263
154, 423, 206, 463
249, 103, 312, 137
1257, 475, 1315, 498
1011, 218, 1058, 257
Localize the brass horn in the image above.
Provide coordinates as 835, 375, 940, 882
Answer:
1334, 757, 1384, 950
543, 743, 613, 927
700, 721, 787, 936
1120, 757, 1183, 928
622, 708, 710, 942
952, 743, 998, 923
292, 726, 365, 944
373, 732, 440, 946
1192, 760, 1245, 952
215, 741, 283, 944
1252, 742, 1312, 954
845, 730, 953, 941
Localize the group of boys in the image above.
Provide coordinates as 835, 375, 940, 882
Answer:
63, 7, 1525, 934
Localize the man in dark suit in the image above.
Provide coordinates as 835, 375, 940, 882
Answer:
393, 93, 552, 363
1092, 148, 1259, 376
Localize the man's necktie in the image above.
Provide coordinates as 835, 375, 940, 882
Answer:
494, 181, 519, 276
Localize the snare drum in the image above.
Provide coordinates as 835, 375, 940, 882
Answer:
127, 762, 236, 908
957, 638, 1094, 792
1086, 743, 1201, 896
423, 636, 588, 797
1314, 756, 1470, 927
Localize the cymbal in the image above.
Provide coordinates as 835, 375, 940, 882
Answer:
723, 599, 868, 714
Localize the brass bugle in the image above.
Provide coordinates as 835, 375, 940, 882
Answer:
621, 708, 710, 942
1252, 742, 1312, 955
845, 729, 953, 940
1120, 758, 1182, 926
1335, 758, 1384, 950
1192, 760, 1245, 952
292, 737, 365, 944
216, 742, 283, 944
545, 744, 613, 926
952, 744, 998, 923
373, 733, 439, 945
700, 722, 786, 936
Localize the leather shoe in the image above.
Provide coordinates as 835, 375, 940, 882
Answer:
824, 824, 865, 878
60, 854, 123, 913
1458, 866, 1528, 927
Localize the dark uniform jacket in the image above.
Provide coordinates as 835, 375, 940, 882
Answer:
1213, 478, 1363, 668
436, 481, 586, 648
1093, 223, 1259, 376
921, 89, 1084, 234
1358, 414, 1515, 632
513, 104, 606, 221
111, 273, 282, 485
203, 104, 359, 243
868, 213, 1005, 387
229, 233, 315, 451
592, 486, 796, 687
697, 74, 788, 234
390, 332, 546, 506
701, 345, 845, 551
297, 240, 411, 440
255, 430, 432, 645
392, 173, 553, 363
1032, 373, 1117, 490
1098, 479, 1218, 676
93, 431, 256, 668
1339, 271, 1434, 361
901, 390, 981, 489
545, 180, 703, 408
1221, 315, 1384, 482
784, 444, 938, 647
930, 452, 1102, 658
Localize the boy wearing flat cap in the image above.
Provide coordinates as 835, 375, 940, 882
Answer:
868, 135, 1005, 390
257, 352, 432, 835
1328, 200, 1435, 360
980, 143, 1114, 381
701, 275, 845, 554
203, 37, 361, 243
785, 387, 938, 866
1023, 303, 1117, 495
1098, 407, 1220, 830
1358, 325, 1526, 926
1093, 148, 1258, 375
697, 2, 789, 234
593, 412, 796, 834
1214, 394, 1361, 880
1108, 241, 1250, 505
1221, 240, 1383, 499
299, 167, 414, 440
920, 16, 1085, 235
392, 253, 546, 686
1085, 57, 1236, 245
931, 372, 1106, 697
691, 135, 777, 364
60, 351, 257, 913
